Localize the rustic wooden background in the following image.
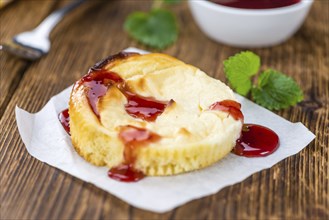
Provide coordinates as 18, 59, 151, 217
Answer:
0, 0, 328, 219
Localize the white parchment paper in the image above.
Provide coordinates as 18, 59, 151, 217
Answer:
15, 48, 315, 213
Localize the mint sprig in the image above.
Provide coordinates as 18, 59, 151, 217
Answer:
224, 51, 304, 110
252, 70, 304, 110
124, 1, 178, 50
224, 51, 260, 96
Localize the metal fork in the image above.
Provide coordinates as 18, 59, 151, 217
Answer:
1, 0, 85, 61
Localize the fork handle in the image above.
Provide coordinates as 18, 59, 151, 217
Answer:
33, 0, 85, 37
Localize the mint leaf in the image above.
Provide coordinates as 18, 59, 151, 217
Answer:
124, 9, 178, 49
251, 69, 304, 110
164, 0, 181, 4
223, 51, 260, 96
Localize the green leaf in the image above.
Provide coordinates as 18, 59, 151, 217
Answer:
223, 51, 260, 96
251, 69, 304, 110
164, 0, 181, 4
124, 9, 178, 50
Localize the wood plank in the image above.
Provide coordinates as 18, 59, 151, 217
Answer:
0, 0, 328, 219
0, 0, 60, 117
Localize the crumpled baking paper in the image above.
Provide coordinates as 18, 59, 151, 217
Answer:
15, 47, 315, 213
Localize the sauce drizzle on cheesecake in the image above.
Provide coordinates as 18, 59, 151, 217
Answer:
124, 92, 170, 122
209, 100, 244, 121
81, 69, 124, 117
108, 125, 160, 182
81, 68, 170, 121
58, 108, 70, 134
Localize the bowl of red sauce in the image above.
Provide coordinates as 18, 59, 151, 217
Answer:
188, 0, 313, 47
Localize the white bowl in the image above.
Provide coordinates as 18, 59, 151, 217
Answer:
188, 0, 313, 47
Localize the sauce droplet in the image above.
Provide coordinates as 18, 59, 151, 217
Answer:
233, 124, 279, 157
58, 108, 70, 135
211, 0, 301, 9
108, 164, 145, 182
210, 100, 244, 121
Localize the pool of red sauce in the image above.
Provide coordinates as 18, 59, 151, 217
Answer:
211, 0, 301, 9
58, 52, 281, 182
234, 124, 279, 157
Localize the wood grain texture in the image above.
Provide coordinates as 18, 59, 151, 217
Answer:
0, 0, 59, 117
0, 0, 328, 219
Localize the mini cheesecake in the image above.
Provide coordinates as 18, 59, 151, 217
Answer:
69, 52, 243, 176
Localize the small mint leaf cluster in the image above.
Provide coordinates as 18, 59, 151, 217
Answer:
224, 51, 304, 110
124, 1, 178, 50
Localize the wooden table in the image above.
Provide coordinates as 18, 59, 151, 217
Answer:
1, 0, 328, 219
